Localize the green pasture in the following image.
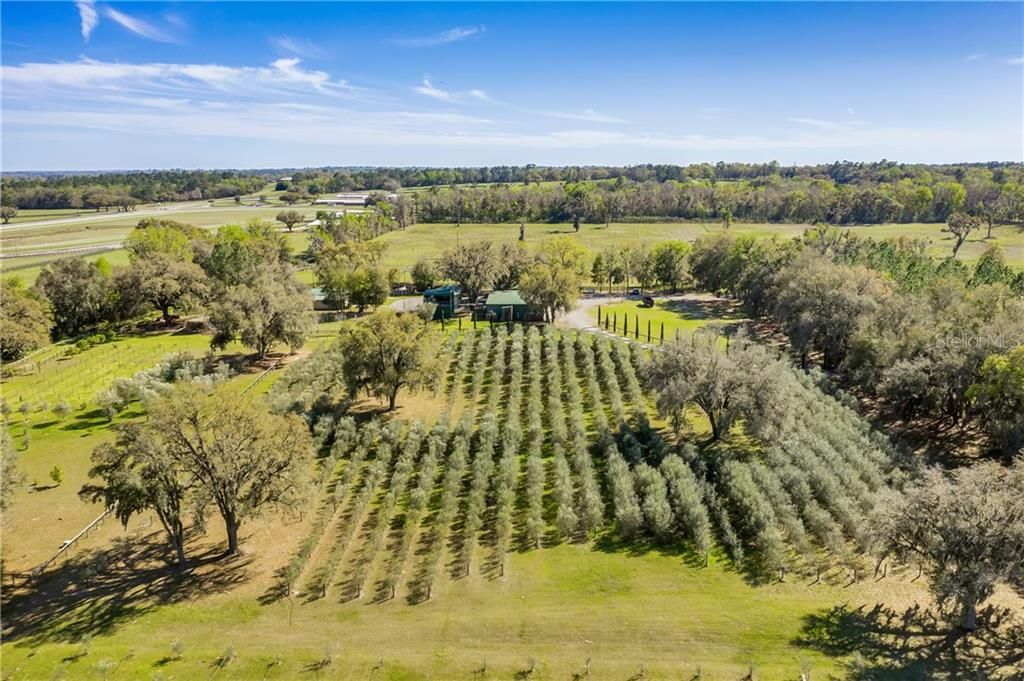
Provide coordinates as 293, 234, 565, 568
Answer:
376, 221, 1024, 277
6, 218, 1021, 289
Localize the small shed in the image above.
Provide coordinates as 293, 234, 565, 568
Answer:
423, 285, 460, 320
485, 290, 540, 322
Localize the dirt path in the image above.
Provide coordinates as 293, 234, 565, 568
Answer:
559, 294, 624, 331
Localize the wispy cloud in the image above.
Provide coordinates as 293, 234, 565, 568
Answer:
76, 0, 98, 41
163, 13, 188, 30
394, 25, 484, 48
1008, 56, 1024, 65
546, 109, 624, 124
102, 6, 176, 43
964, 53, 985, 62
790, 117, 867, 132
1, 57, 370, 99
270, 35, 322, 58
413, 77, 491, 103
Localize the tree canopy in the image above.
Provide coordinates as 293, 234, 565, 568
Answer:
336, 308, 441, 411
874, 460, 1024, 630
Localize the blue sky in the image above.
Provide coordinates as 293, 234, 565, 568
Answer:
1, 2, 1021, 170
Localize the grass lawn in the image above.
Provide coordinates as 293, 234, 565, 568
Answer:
0, 536, 933, 681
587, 294, 749, 342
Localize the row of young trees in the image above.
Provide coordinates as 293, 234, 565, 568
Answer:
268, 317, 1017, 632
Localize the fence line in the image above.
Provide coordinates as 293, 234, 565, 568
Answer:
24, 507, 112, 585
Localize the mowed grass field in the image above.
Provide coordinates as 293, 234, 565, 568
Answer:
0, 201, 320, 285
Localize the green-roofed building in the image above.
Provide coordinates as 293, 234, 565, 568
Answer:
484, 289, 542, 322
423, 284, 460, 320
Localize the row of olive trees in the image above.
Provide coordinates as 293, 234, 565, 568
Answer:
319, 423, 403, 598
493, 326, 526, 571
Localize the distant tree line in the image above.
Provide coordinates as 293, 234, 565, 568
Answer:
1, 170, 266, 209
408, 169, 1023, 226
6, 162, 1022, 226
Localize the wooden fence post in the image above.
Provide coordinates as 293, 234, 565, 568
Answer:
613, 312, 617, 334
647, 320, 651, 343
597, 306, 602, 326
458, 317, 462, 332
660, 322, 665, 344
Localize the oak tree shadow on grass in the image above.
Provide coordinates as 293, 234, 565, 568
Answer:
2, 529, 252, 647
61, 408, 117, 432
794, 602, 1024, 680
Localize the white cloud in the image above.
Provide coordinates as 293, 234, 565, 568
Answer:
1, 57, 369, 99
414, 77, 452, 101
413, 77, 491, 103
1008, 56, 1024, 65
546, 109, 624, 123
394, 25, 485, 48
76, 0, 98, 41
270, 36, 322, 58
964, 53, 985, 62
102, 7, 176, 43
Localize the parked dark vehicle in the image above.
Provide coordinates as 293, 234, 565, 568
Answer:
641, 295, 655, 308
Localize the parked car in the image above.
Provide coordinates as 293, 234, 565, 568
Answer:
641, 295, 655, 308
626, 288, 641, 300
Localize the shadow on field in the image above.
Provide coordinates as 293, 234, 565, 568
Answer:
2, 530, 251, 647
658, 296, 746, 323
794, 602, 1024, 680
